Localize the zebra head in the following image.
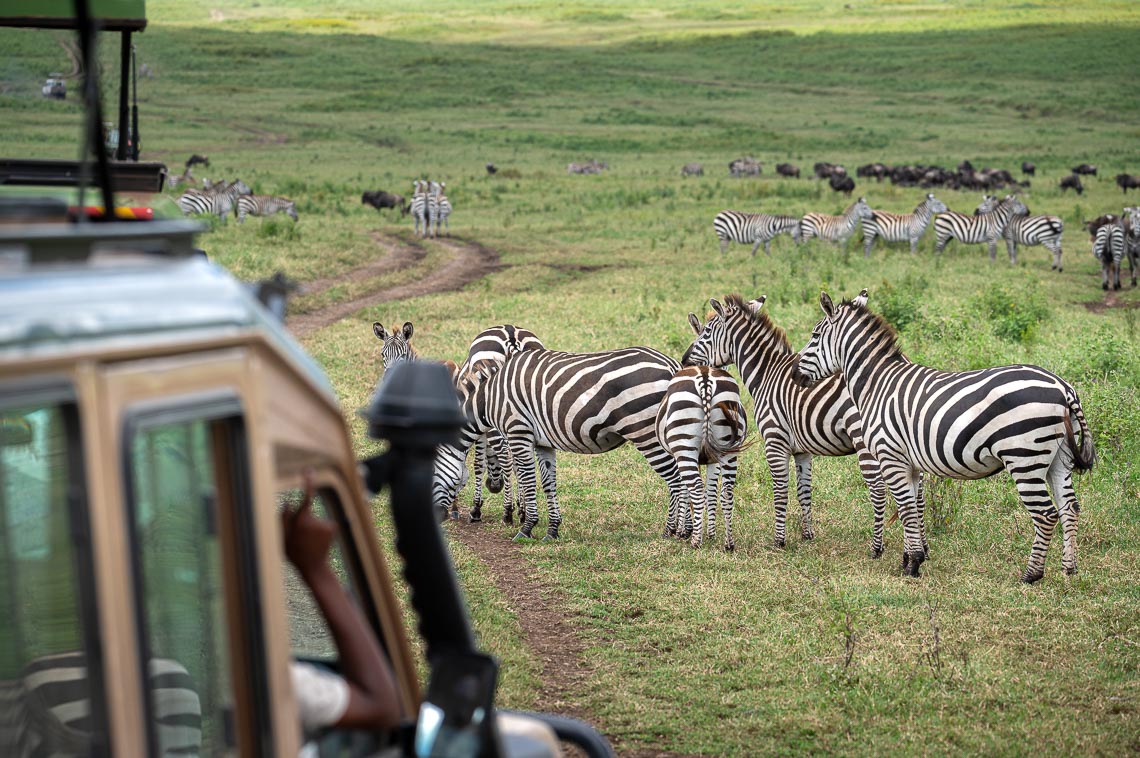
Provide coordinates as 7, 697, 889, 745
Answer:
232, 179, 253, 196
793, 289, 868, 387
853, 197, 873, 220
975, 194, 999, 215
373, 321, 415, 370
926, 193, 948, 214
284, 201, 299, 221
680, 295, 765, 367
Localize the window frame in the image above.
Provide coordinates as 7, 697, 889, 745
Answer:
121, 392, 272, 757
0, 376, 108, 756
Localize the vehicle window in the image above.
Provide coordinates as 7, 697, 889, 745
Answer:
0, 399, 107, 755
128, 417, 237, 757
279, 486, 355, 661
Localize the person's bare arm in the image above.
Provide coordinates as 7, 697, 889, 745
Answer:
283, 471, 401, 730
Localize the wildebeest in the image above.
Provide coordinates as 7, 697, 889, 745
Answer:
857, 163, 889, 182
1071, 163, 1098, 177
729, 157, 761, 177
1059, 174, 1084, 195
1021, 161, 1036, 176
186, 154, 210, 169
1116, 173, 1140, 194
486, 163, 498, 175
681, 162, 704, 177
813, 161, 846, 180
776, 162, 801, 179
829, 173, 855, 196
568, 159, 607, 175
361, 190, 408, 215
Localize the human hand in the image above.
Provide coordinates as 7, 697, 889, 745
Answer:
282, 470, 338, 578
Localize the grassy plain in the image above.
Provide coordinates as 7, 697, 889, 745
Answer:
4, 1, 1140, 754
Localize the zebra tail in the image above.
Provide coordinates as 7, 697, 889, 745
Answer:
1064, 386, 1096, 473
700, 401, 754, 464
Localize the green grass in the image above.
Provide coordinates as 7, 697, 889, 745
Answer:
4, 1, 1140, 754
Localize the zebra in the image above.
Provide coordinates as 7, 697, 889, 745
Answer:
455, 325, 546, 525
1093, 220, 1127, 290
436, 346, 691, 542
681, 295, 890, 555
426, 181, 442, 238
713, 210, 802, 256
861, 192, 948, 257
235, 194, 298, 224
655, 365, 748, 550
974, 196, 1065, 270
409, 180, 429, 237
792, 289, 1095, 582
1125, 207, 1140, 286
799, 197, 874, 250
372, 320, 417, 369
5, 652, 201, 755
933, 194, 1027, 261
434, 182, 452, 237
177, 179, 252, 221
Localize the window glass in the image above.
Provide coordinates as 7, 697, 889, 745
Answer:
129, 418, 234, 756
279, 487, 354, 661
0, 401, 105, 754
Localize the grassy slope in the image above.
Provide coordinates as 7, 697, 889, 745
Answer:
4, 2, 1139, 754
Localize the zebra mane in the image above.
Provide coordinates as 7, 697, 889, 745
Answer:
723, 294, 792, 352
842, 298, 902, 354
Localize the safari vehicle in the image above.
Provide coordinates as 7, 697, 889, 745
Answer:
0, 2, 614, 756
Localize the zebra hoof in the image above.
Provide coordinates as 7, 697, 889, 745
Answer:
689, 538, 703, 549
513, 531, 533, 542
801, 530, 815, 541
773, 538, 786, 550
1103, 284, 1109, 291
469, 513, 482, 524
1021, 569, 1045, 584
870, 547, 884, 559
450, 510, 460, 521
724, 542, 735, 552
1063, 564, 1078, 576
903, 551, 925, 578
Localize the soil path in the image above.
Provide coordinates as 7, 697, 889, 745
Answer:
286, 231, 503, 338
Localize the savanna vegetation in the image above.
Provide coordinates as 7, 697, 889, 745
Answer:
3, 1, 1139, 754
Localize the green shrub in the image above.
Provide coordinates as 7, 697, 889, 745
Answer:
876, 275, 928, 332
257, 217, 300, 241
974, 279, 1050, 343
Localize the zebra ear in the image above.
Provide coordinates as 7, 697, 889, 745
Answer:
688, 313, 703, 335
853, 289, 869, 308
401, 321, 414, 340
373, 322, 388, 340
441, 359, 460, 385
746, 295, 766, 315
710, 298, 726, 318
819, 292, 835, 317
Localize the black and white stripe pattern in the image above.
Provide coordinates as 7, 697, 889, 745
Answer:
861, 193, 948, 257
436, 346, 689, 541
681, 295, 889, 555
792, 289, 1095, 582
655, 366, 748, 550
2, 653, 201, 756
974, 196, 1065, 270
713, 210, 802, 256
177, 179, 252, 221
799, 197, 874, 249
454, 325, 546, 525
426, 181, 442, 238
1124, 207, 1140, 286
410, 180, 429, 237
235, 194, 297, 224
433, 182, 452, 237
372, 321, 417, 369
1093, 220, 1127, 290
933, 194, 1027, 260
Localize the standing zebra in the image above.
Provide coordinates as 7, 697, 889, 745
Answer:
178, 179, 252, 221
235, 194, 298, 224
798, 197, 874, 250
426, 181, 442, 238
1093, 220, 1127, 290
436, 346, 690, 542
861, 192, 947, 257
713, 210, 802, 256
655, 365, 748, 550
1124, 207, 1140, 286
681, 295, 889, 555
974, 196, 1065, 270
455, 324, 545, 524
434, 182, 452, 237
793, 289, 1095, 582
409, 180, 429, 237
933, 194, 1027, 261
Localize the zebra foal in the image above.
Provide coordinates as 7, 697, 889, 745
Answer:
793, 289, 1095, 582
236, 194, 297, 224
682, 295, 889, 555
713, 210, 801, 256
799, 197, 873, 251
861, 192, 947, 257
436, 346, 690, 541
655, 366, 748, 550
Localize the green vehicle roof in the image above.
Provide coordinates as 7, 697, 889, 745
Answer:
0, 0, 146, 32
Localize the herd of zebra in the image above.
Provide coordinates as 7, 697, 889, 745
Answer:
408, 180, 453, 238
372, 293, 1095, 583
175, 177, 298, 225
714, 193, 1140, 285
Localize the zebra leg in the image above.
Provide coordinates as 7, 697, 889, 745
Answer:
764, 440, 793, 548
718, 456, 739, 552
763, 239, 773, 256
471, 436, 487, 522
856, 445, 887, 558
1010, 469, 1059, 584
750, 239, 762, 257
485, 433, 506, 494
509, 437, 540, 540
1047, 456, 1080, 576
988, 238, 998, 262
536, 446, 561, 540
1006, 238, 1018, 265
863, 232, 875, 258
704, 463, 719, 541
880, 462, 925, 576
678, 459, 706, 548
793, 452, 815, 541
719, 238, 729, 254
